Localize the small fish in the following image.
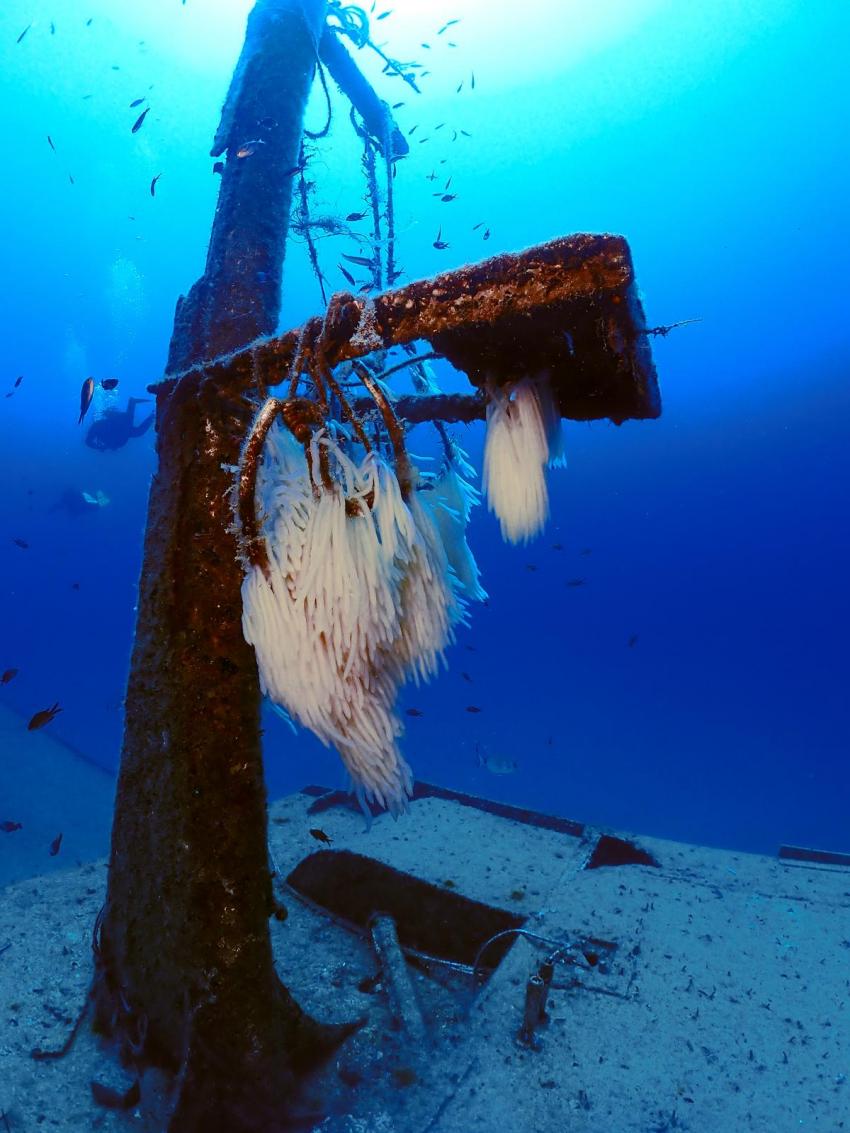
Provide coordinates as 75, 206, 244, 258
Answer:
345, 211, 367, 222
483, 228, 491, 241
472, 222, 484, 231
460, 129, 472, 137
552, 542, 563, 550
579, 548, 592, 556
391, 101, 405, 109
456, 81, 463, 93
628, 634, 639, 648
212, 161, 224, 175
28, 703, 63, 731
461, 672, 473, 683
47, 135, 56, 152
341, 253, 375, 268
79, 377, 95, 423
426, 171, 438, 182
408, 124, 418, 135
50, 21, 56, 33
1, 669, 18, 684
440, 194, 457, 202
465, 705, 481, 714
49, 832, 63, 856
17, 24, 32, 43
566, 578, 585, 588
71, 581, 80, 591
464, 644, 476, 652
476, 744, 518, 775
129, 97, 145, 108
13, 538, 29, 550
338, 265, 356, 287
14, 375, 22, 388
525, 564, 538, 572
471, 72, 476, 90
150, 173, 162, 196
405, 707, 424, 717
376, 9, 392, 19
101, 378, 119, 390
236, 139, 265, 158
309, 828, 332, 845
1, 821, 22, 833
68, 173, 75, 185
438, 19, 460, 34
131, 107, 150, 134
86, 17, 93, 26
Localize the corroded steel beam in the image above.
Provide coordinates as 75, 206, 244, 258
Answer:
162, 232, 660, 425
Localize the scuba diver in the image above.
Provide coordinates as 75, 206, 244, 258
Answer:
85, 396, 154, 452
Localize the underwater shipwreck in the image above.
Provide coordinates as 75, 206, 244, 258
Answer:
1, 2, 847, 1132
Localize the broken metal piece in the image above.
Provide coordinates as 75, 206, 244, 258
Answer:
518, 974, 547, 1048
537, 959, 555, 1022
369, 912, 427, 1043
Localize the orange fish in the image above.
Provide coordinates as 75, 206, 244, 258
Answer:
27, 703, 62, 731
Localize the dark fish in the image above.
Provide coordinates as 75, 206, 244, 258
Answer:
50, 21, 56, 33
440, 194, 457, 202
68, 173, 75, 185
1, 669, 18, 684
376, 9, 392, 18
28, 703, 63, 731
525, 564, 538, 572
461, 672, 472, 683
49, 832, 63, 857
129, 98, 145, 108
456, 81, 463, 93
472, 222, 484, 230
408, 125, 418, 135
47, 135, 56, 152
465, 705, 482, 714
405, 707, 423, 717
628, 634, 639, 648
566, 578, 585, 588
338, 265, 356, 287
341, 253, 375, 268
309, 828, 332, 845
1, 821, 22, 833
552, 542, 563, 550
438, 19, 460, 33
13, 538, 29, 550
579, 547, 592, 555
17, 24, 32, 43
471, 71, 476, 89
14, 375, 22, 387
86, 17, 93, 26
460, 130, 472, 137
345, 211, 367, 221
433, 238, 450, 250
101, 378, 119, 390
71, 582, 80, 590
426, 171, 438, 181
464, 644, 476, 652
131, 107, 150, 134
391, 101, 405, 109
483, 228, 491, 240
213, 161, 224, 175
150, 173, 162, 197
79, 377, 95, 424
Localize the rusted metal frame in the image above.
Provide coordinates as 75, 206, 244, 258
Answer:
157, 233, 657, 426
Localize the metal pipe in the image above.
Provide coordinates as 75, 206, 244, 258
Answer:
369, 913, 427, 1043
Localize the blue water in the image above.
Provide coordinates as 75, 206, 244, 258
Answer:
2, 0, 848, 856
